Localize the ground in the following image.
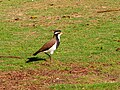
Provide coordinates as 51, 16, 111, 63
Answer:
0, 0, 120, 90
0, 61, 120, 90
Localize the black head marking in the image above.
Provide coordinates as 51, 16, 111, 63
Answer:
53, 30, 61, 35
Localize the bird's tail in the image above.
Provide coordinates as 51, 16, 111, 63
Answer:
33, 50, 40, 56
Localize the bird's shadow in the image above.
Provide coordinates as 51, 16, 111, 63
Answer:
26, 57, 46, 63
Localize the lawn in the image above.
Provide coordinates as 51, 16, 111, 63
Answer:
0, 0, 120, 90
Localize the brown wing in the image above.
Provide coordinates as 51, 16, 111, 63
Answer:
39, 38, 56, 52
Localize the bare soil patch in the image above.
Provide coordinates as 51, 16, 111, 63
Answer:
0, 62, 119, 90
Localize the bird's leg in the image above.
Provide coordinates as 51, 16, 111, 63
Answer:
45, 53, 51, 61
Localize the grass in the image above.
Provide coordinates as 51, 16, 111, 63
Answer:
0, 0, 120, 89
51, 82, 120, 90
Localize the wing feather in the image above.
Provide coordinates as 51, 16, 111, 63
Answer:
39, 38, 56, 52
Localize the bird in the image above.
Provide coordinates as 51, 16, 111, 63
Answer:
33, 30, 63, 61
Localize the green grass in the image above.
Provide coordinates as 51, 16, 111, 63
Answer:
51, 82, 120, 90
0, 0, 120, 89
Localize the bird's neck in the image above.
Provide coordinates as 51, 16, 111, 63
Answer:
53, 34, 60, 42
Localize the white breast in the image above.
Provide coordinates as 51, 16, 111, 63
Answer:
44, 42, 57, 54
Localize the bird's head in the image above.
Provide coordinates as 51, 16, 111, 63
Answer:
53, 30, 63, 41
53, 30, 63, 35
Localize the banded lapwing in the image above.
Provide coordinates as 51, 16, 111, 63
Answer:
33, 30, 63, 60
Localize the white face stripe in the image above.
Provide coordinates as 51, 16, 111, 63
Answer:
58, 34, 61, 41
54, 32, 59, 34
